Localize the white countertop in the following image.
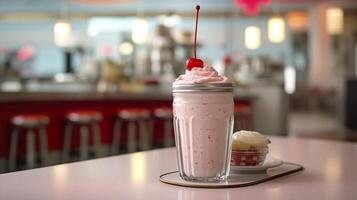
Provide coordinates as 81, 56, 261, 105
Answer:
0, 136, 356, 200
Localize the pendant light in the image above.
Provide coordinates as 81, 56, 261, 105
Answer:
268, 16, 285, 43
326, 7, 343, 35
287, 11, 308, 32
268, 0, 285, 43
54, 20, 72, 47
132, 18, 149, 44
245, 26, 261, 49
132, 0, 148, 44
54, 0, 72, 47
119, 42, 134, 56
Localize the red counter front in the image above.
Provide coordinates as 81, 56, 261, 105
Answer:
0, 98, 251, 158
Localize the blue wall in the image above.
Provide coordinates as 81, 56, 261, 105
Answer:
0, 15, 291, 75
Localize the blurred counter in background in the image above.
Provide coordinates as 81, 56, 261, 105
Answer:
0, 77, 287, 172
0, 80, 287, 130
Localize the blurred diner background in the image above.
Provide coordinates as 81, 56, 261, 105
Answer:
0, 0, 357, 173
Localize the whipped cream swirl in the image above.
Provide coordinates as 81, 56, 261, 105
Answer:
174, 66, 230, 84
232, 130, 270, 148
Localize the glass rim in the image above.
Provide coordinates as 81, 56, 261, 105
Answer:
172, 83, 233, 93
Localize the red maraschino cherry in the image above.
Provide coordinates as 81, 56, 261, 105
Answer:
186, 5, 204, 71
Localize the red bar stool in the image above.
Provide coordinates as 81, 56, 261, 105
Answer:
62, 111, 102, 162
154, 108, 174, 147
8, 114, 49, 171
111, 108, 152, 154
234, 105, 254, 131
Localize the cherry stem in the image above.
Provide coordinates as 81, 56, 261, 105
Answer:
194, 5, 200, 59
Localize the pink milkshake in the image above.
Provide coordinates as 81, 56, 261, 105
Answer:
172, 5, 234, 182
173, 66, 234, 182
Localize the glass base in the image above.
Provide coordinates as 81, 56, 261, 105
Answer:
180, 174, 228, 183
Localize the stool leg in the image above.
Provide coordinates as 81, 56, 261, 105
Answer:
26, 129, 36, 169
244, 114, 248, 130
8, 128, 19, 171
80, 125, 89, 160
92, 123, 101, 157
240, 114, 244, 130
237, 113, 242, 130
62, 123, 72, 162
242, 113, 250, 130
164, 119, 174, 147
39, 127, 48, 166
148, 119, 154, 149
127, 122, 136, 153
111, 119, 122, 155
248, 113, 254, 130
237, 114, 240, 130
139, 120, 149, 151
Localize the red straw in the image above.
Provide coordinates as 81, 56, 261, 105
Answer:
194, 5, 200, 59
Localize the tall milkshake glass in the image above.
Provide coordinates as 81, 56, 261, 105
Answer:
173, 81, 234, 182
173, 4, 234, 182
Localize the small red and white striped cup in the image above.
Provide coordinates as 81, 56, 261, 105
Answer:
231, 146, 268, 166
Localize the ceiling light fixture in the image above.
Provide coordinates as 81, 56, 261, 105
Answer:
268, 0, 285, 43
326, 7, 344, 35
54, 20, 72, 47
54, 0, 72, 48
132, 18, 149, 44
268, 16, 285, 43
245, 26, 261, 49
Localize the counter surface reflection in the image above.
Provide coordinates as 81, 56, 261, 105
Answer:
0, 136, 356, 200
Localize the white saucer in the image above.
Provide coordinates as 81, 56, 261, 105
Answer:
230, 157, 283, 173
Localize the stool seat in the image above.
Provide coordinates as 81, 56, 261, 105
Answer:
12, 114, 49, 127
154, 108, 173, 119
235, 106, 252, 114
118, 109, 150, 120
66, 111, 102, 123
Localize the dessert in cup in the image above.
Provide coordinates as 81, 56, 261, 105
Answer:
231, 130, 270, 166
